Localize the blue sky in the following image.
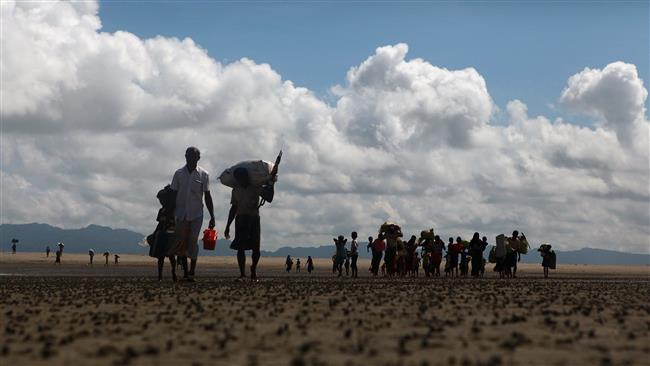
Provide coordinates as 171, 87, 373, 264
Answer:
101, 1, 649, 123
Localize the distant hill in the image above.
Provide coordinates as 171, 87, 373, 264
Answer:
0, 223, 147, 254
1, 223, 648, 265
519, 247, 650, 266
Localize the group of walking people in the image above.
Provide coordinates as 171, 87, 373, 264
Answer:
285, 255, 314, 274
333, 223, 550, 279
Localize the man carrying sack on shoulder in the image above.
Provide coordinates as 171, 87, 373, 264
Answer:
224, 152, 281, 282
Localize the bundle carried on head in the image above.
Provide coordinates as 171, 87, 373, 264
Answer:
380, 222, 402, 237
420, 228, 435, 240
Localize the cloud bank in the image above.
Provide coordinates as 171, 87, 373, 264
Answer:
2, 1, 649, 253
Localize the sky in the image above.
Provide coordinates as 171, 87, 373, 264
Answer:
1, 0, 649, 253
97, 1, 649, 121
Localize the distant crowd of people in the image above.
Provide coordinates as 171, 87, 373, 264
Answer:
324, 224, 554, 279
280, 226, 555, 279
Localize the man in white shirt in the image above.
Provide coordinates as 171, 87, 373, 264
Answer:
170, 147, 215, 281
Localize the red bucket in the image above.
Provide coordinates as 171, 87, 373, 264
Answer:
202, 229, 217, 250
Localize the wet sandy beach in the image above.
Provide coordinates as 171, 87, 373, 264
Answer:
1, 253, 649, 365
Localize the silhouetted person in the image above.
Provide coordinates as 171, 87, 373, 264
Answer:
350, 232, 359, 278
149, 184, 178, 281
286, 255, 293, 273
458, 237, 469, 277
114, 254, 120, 264
507, 230, 522, 278
46, 246, 51, 258
495, 235, 507, 278
370, 235, 385, 276
333, 235, 347, 277
405, 235, 417, 276
469, 232, 486, 278
55, 250, 61, 264
479, 236, 488, 276
431, 235, 445, 277
225, 167, 274, 281
538, 244, 554, 278
296, 258, 301, 273
307, 256, 314, 273
344, 252, 350, 276
88, 249, 95, 265
170, 147, 215, 282
103, 251, 110, 266
448, 237, 463, 277
11, 243, 16, 254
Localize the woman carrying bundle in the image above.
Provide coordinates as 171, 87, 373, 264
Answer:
538, 244, 555, 278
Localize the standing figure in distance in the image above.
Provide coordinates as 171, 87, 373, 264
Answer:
285, 255, 293, 273
350, 232, 359, 278
333, 235, 347, 277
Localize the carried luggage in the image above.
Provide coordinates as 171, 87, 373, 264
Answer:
518, 235, 530, 254
420, 228, 434, 240
202, 229, 218, 250
549, 250, 557, 269
219, 151, 283, 188
380, 222, 403, 237
488, 246, 496, 263
219, 160, 275, 188
380, 221, 400, 232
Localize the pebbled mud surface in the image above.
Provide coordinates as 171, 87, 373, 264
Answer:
1, 274, 649, 366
